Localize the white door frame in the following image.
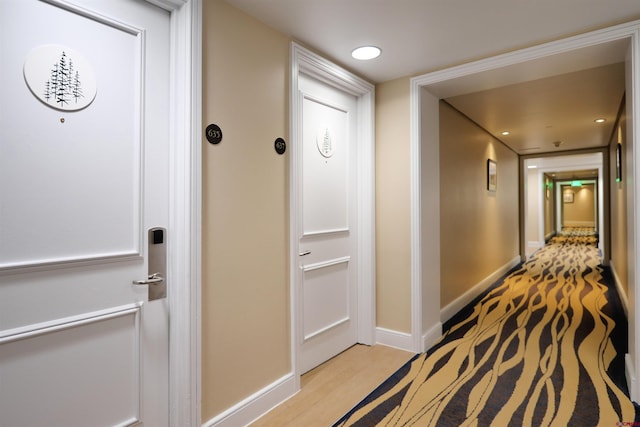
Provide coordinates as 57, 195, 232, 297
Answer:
148, 0, 201, 425
410, 20, 640, 399
289, 42, 375, 381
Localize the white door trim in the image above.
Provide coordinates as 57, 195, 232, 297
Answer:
410, 19, 640, 398
290, 42, 375, 380
147, 0, 202, 425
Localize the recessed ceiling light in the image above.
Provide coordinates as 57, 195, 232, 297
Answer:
351, 46, 381, 60
594, 118, 606, 123
501, 131, 510, 136
527, 165, 537, 169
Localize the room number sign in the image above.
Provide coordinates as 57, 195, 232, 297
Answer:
206, 124, 223, 144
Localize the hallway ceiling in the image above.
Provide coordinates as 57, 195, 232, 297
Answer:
225, 0, 640, 155
444, 62, 626, 154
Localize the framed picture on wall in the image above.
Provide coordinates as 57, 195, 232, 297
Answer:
487, 159, 497, 192
563, 192, 574, 203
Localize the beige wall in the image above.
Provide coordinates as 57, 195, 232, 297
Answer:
201, 0, 291, 420
439, 102, 520, 308
562, 184, 595, 226
610, 111, 628, 295
375, 77, 412, 333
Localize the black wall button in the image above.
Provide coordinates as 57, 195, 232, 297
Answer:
275, 137, 286, 155
206, 124, 223, 145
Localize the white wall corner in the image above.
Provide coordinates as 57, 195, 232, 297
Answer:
626, 353, 637, 402
410, 85, 441, 355
376, 327, 415, 352
202, 374, 298, 427
357, 78, 376, 347
422, 321, 443, 351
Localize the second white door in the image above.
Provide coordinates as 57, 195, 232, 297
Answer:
296, 72, 359, 374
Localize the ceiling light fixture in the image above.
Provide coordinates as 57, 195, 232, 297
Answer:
351, 46, 381, 60
594, 118, 606, 123
501, 131, 510, 136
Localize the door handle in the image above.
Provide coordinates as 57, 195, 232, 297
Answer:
133, 272, 164, 285
299, 250, 311, 256
132, 227, 167, 301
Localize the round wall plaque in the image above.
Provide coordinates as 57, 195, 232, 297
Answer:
274, 137, 286, 155
316, 127, 335, 158
206, 124, 223, 144
24, 44, 97, 111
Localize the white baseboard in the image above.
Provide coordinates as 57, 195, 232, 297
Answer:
440, 256, 521, 324
422, 321, 443, 352
527, 241, 543, 249
563, 221, 595, 227
609, 260, 629, 318
626, 353, 637, 402
376, 327, 414, 352
203, 373, 298, 427
376, 324, 443, 354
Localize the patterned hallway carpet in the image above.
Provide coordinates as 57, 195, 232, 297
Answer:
335, 228, 637, 426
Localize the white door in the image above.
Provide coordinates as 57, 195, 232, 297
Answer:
0, 1, 171, 426
296, 72, 359, 374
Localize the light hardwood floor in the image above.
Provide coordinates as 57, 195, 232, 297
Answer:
249, 344, 415, 427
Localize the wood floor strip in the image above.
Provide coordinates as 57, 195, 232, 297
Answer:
249, 344, 415, 426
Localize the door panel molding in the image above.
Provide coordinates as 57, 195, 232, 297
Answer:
303, 318, 351, 342
302, 228, 350, 237
301, 92, 349, 115
0, 0, 146, 270
301, 255, 350, 272
0, 252, 143, 275
302, 258, 351, 341
0, 303, 142, 426
301, 93, 351, 234
0, 302, 142, 344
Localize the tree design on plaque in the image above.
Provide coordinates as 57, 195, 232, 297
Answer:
43, 51, 84, 107
316, 127, 335, 158
24, 44, 97, 111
